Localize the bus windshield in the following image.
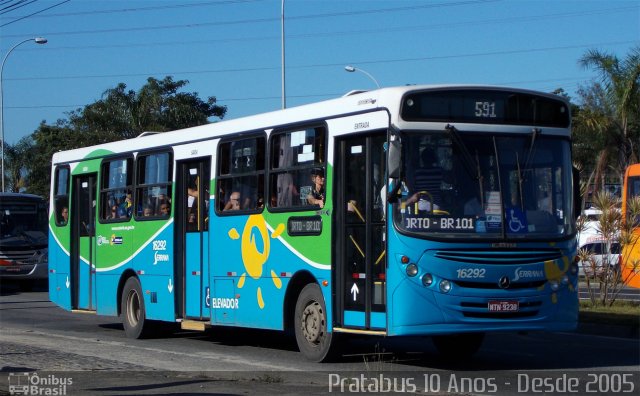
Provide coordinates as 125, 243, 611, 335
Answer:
0, 198, 48, 247
393, 130, 574, 239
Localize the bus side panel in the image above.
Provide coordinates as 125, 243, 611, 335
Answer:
93, 219, 135, 316
209, 214, 331, 330
48, 231, 72, 310
95, 274, 119, 316
94, 220, 177, 320
132, 223, 176, 322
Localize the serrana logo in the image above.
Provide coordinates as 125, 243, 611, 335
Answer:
153, 251, 169, 265
513, 266, 544, 281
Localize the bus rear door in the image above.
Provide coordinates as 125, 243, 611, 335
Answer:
175, 158, 211, 320
71, 173, 98, 311
335, 132, 387, 331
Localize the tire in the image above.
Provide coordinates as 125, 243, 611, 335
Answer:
294, 283, 338, 362
432, 332, 485, 359
121, 277, 148, 339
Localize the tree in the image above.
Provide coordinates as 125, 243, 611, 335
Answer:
68, 76, 226, 141
17, 76, 226, 198
574, 46, 640, 191
3, 136, 34, 192
25, 121, 77, 198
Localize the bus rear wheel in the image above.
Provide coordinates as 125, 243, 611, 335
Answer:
294, 283, 338, 362
121, 277, 149, 339
432, 332, 485, 358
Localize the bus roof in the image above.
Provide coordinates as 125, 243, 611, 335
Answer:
52, 84, 570, 165
0, 192, 45, 201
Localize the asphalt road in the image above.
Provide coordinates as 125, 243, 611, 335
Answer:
1, 281, 638, 395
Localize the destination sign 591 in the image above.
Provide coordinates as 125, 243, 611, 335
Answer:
404, 216, 475, 230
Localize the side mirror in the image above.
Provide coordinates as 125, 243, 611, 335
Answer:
388, 140, 402, 179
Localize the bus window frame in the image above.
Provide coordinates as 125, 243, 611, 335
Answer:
267, 123, 328, 213
215, 131, 266, 216
99, 156, 134, 224
133, 149, 174, 221
53, 165, 70, 227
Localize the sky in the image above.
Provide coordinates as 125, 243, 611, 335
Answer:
0, 0, 638, 145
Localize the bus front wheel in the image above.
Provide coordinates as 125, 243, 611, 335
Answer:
432, 332, 485, 358
121, 277, 148, 339
294, 283, 338, 362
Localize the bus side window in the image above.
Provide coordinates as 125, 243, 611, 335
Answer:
100, 158, 133, 222
216, 134, 265, 214
54, 166, 70, 226
135, 152, 173, 220
269, 125, 326, 210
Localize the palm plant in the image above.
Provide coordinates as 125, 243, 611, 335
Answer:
575, 47, 640, 190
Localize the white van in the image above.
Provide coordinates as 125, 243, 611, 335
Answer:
577, 240, 621, 277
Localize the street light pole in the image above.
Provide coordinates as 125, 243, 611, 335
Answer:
0, 36, 47, 192
281, 0, 286, 109
344, 65, 380, 89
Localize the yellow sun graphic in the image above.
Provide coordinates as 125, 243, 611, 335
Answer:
228, 215, 285, 309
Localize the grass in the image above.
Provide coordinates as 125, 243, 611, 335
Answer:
579, 300, 640, 327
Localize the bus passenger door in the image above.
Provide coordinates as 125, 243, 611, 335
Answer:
176, 159, 211, 320
335, 133, 387, 330
71, 174, 97, 311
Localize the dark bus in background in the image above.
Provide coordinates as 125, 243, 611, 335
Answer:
0, 193, 49, 286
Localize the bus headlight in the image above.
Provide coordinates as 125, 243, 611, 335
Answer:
561, 274, 569, 285
422, 273, 433, 287
549, 280, 560, 291
569, 262, 579, 276
439, 279, 452, 293
406, 264, 418, 277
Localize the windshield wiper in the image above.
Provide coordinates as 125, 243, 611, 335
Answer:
446, 124, 485, 206
445, 124, 480, 180
523, 127, 540, 170
514, 152, 524, 210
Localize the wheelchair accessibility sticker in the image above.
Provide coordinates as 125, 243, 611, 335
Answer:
507, 207, 528, 233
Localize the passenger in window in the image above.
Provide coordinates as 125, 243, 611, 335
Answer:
158, 203, 170, 216
307, 168, 325, 208
61, 207, 68, 223
257, 196, 264, 209
217, 186, 226, 211
142, 206, 153, 217
224, 192, 242, 211
277, 173, 298, 207
157, 193, 171, 206
538, 191, 551, 213
108, 205, 119, 219
121, 193, 133, 217
187, 211, 197, 231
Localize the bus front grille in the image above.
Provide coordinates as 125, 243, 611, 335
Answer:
434, 249, 562, 265
0, 249, 41, 264
453, 280, 547, 289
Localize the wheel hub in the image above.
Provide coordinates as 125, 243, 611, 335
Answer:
301, 301, 324, 344
126, 290, 140, 326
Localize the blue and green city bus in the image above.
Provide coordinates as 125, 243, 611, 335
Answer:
49, 85, 579, 361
